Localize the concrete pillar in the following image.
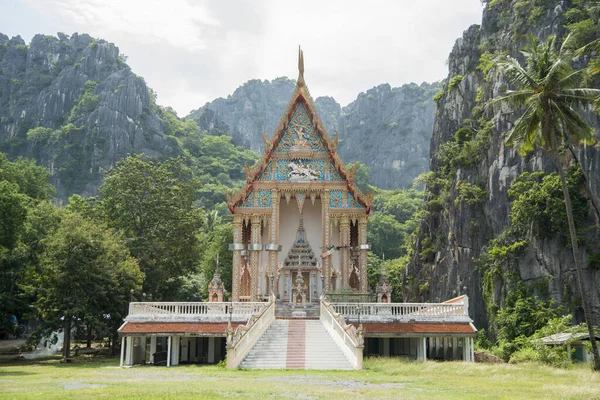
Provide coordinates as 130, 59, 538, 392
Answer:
250, 215, 262, 301
462, 337, 471, 362
269, 190, 280, 296
358, 216, 368, 293
190, 337, 197, 362
150, 337, 157, 364
180, 337, 189, 363
383, 338, 390, 357
232, 216, 242, 301
339, 215, 350, 288
321, 190, 331, 292
120, 337, 125, 367
452, 337, 458, 360
125, 336, 133, 366
167, 336, 172, 367
420, 337, 427, 361
139, 336, 147, 364
208, 337, 216, 363
471, 338, 475, 362
171, 336, 180, 366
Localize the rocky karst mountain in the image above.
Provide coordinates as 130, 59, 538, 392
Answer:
0, 32, 178, 199
405, 0, 600, 329
188, 79, 439, 189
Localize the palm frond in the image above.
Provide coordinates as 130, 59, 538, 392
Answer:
552, 101, 594, 143
559, 88, 600, 107
505, 103, 541, 152
497, 56, 537, 89
557, 69, 586, 89
487, 90, 537, 108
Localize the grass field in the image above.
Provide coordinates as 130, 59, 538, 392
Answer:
1, 356, 599, 399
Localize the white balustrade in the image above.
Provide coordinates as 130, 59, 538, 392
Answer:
126, 301, 266, 322
330, 302, 467, 321
320, 296, 363, 370
226, 295, 276, 368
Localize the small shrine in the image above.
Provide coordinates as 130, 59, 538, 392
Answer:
208, 256, 224, 302
227, 47, 372, 302
376, 264, 392, 303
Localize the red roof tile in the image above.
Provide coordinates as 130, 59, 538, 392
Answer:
352, 322, 476, 335
119, 322, 243, 335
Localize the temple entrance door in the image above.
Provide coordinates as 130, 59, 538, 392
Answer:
381, 294, 388, 303
211, 293, 218, 302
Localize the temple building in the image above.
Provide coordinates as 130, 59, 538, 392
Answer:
118, 49, 477, 369
226, 48, 370, 303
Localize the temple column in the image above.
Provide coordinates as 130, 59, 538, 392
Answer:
321, 190, 331, 292
268, 190, 280, 297
339, 215, 350, 289
232, 215, 243, 302
250, 215, 262, 301
358, 215, 368, 293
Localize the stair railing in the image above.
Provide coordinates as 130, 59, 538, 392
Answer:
226, 294, 276, 368
320, 295, 364, 369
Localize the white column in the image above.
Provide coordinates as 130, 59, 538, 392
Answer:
208, 337, 216, 363
180, 337, 189, 363
125, 336, 133, 366
383, 338, 390, 357
139, 336, 147, 364
150, 337, 157, 364
418, 337, 427, 361
462, 337, 470, 362
452, 337, 458, 360
167, 336, 172, 367
471, 338, 475, 362
120, 337, 125, 367
171, 336, 180, 366
190, 338, 197, 362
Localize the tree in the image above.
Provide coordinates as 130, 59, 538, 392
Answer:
490, 34, 600, 370
99, 155, 203, 299
31, 212, 142, 359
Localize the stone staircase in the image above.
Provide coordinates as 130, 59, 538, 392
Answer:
275, 302, 320, 319
239, 319, 353, 370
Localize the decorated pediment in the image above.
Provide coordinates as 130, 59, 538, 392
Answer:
229, 48, 372, 213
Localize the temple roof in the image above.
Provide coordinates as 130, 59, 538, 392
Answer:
227, 47, 372, 213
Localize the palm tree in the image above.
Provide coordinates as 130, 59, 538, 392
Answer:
490, 34, 600, 371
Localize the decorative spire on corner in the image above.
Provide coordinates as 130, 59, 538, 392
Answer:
297, 45, 305, 88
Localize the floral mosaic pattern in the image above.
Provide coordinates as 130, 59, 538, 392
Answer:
328, 161, 343, 181
257, 161, 273, 181
257, 190, 272, 207
329, 190, 365, 209
274, 103, 327, 153
240, 191, 255, 208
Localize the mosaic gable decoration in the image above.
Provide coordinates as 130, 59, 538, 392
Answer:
228, 47, 372, 214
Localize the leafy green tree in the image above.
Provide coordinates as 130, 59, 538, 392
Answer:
99, 155, 203, 299
367, 212, 404, 259
490, 34, 600, 370
0, 153, 55, 200
31, 212, 142, 358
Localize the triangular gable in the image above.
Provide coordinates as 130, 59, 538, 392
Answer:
228, 49, 372, 213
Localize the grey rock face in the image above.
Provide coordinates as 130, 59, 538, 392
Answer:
406, 2, 600, 328
0, 32, 172, 199
188, 78, 439, 189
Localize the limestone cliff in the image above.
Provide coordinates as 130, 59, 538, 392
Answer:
405, 0, 600, 329
0, 32, 175, 199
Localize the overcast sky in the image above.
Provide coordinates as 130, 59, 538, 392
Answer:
1, 0, 484, 116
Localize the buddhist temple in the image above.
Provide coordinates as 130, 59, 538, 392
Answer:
226, 47, 371, 304
118, 49, 477, 369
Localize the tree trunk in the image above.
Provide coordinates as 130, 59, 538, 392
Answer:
86, 323, 92, 348
111, 328, 119, 356
63, 316, 71, 359
554, 153, 600, 371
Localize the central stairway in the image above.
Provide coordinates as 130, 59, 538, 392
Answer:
239, 319, 353, 370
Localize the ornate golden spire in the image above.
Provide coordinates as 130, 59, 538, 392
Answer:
297, 45, 305, 87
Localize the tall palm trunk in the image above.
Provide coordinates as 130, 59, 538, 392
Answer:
566, 140, 600, 222
553, 152, 600, 371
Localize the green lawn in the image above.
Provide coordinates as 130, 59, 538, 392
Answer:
1, 357, 599, 399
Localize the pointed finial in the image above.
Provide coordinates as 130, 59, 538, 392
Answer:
297, 46, 305, 87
